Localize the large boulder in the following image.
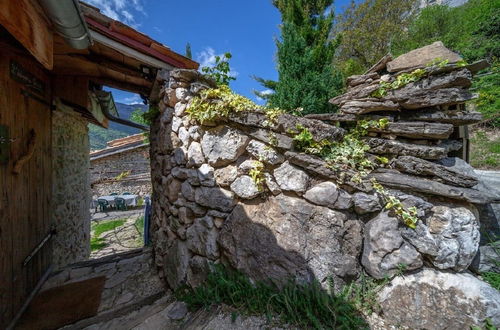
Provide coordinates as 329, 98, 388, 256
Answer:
218, 195, 363, 287
201, 126, 249, 167
361, 212, 423, 279
378, 268, 500, 329
426, 203, 480, 271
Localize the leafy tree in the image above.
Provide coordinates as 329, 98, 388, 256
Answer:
130, 107, 148, 125
334, 0, 419, 76
201, 52, 236, 86
391, 0, 500, 126
392, 0, 499, 62
255, 0, 344, 115
185, 42, 192, 59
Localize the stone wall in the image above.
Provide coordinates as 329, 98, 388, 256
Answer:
41, 248, 164, 327
150, 43, 500, 328
52, 109, 91, 269
90, 144, 151, 198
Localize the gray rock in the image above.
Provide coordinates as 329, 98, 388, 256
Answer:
187, 256, 211, 288
246, 140, 284, 165
163, 240, 190, 289
173, 147, 187, 165
181, 181, 196, 202
400, 221, 439, 256
166, 177, 182, 202
353, 193, 381, 215
188, 125, 202, 141
273, 161, 310, 194
187, 142, 205, 168
392, 156, 479, 187
378, 268, 500, 329
369, 121, 454, 139
238, 159, 258, 173
167, 301, 188, 320
275, 114, 345, 142
361, 212, 423, 279
175, 88, 190, 103
214, 166, 238, 187
246, 128, 294, 150
218, 195, 363, 288
197, 163, 215, 187
386, 41, 463, 72
201, 126, 249, 167
230, 175, 261, 199
186, 216, 219, 260
332, 189, 354, 210
178, 207, 194, 225
195, 186, 236, 212
470, 245, 500, 273
174, 102, 187, 116
178, 126, 190, 146
369, 169, 500, 204
427, 203, 480, 271
264, 173, 281, 195
303, 182, 339, 208
401, 109, 483, 125
365, 138, 461, 160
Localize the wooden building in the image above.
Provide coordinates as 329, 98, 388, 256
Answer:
0, 1, 197, 328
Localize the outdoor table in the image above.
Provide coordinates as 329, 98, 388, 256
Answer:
93, 194, 138, 208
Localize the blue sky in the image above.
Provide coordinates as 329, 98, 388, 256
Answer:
86, 0, 352, 105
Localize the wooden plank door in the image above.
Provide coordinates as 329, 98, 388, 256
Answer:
0, 42, 52, 329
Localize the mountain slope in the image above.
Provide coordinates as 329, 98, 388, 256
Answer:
89, 102, 148, 150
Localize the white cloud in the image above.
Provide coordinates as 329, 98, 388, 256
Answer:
84, 0, 145, 28
196, 47, 239, 78
119, 94, 142, 105
256, 89, 274, 102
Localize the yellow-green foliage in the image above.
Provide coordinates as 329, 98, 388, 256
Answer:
291, 119, 418, 228
115, 170, 131, 181
186, 85, 262, 124
249, 161, 266, 191
371, 179, 418, 229
372, 68, 427, 98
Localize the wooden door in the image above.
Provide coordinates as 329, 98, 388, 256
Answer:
0, 42, 53, 329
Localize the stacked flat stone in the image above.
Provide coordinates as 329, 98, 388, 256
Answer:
306, 41, 497, 204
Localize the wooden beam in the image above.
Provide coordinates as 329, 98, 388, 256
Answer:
90, 77, 150, 95
0, 0, 53, 69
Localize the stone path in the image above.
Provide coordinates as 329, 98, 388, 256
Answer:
90, 209, 145, 259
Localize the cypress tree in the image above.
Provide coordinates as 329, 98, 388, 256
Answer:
256, 0, 343, 115
185, 42, 192, 59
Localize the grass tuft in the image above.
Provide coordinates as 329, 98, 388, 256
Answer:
90, 219, 126, 251
175, 264, 368, 329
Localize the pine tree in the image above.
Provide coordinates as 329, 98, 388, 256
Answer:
185, 42, 192, 59
255, 0, 343, 115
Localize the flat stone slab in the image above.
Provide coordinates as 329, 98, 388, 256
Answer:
386, 41, 463, 73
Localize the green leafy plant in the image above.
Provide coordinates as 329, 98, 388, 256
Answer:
201, 52, 236, 86
471, 318, 497, 330
176, 264, 368, 329
115, 170, 131, 181
372, 68, 427, 98
371, 179, 418, 229
186, 85, 261, 124
249, 161, 266, 191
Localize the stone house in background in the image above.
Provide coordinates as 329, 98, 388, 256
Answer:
90, 134, 151, 198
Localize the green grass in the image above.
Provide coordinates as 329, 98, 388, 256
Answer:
175, 264, 368, 329
134, 216, 145, 237
481, 272, 500, 290
470, 129, 500, 170
90, 219, 126, 251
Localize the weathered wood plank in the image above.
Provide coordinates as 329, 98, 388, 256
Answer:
0, 0, 53, 69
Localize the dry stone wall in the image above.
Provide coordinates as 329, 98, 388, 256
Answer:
150, 43, 500, 328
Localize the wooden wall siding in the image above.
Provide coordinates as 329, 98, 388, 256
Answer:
0, 0, 53, 70
0, 44, 52, 329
